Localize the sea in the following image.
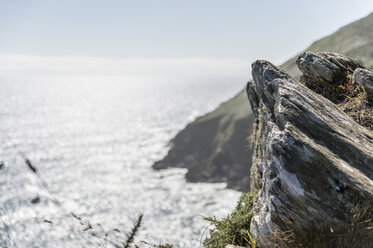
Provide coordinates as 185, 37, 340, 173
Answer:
0, 55, 249, 247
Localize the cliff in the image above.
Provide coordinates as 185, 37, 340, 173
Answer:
153, 12, 373, 192
247, 52, 373, 247
153, 90, 255, 191
204, 52, 373, 248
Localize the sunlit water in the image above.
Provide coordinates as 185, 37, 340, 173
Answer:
0, 57, 248, 247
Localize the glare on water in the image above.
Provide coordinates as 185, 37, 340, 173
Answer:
0, 56, 247, 247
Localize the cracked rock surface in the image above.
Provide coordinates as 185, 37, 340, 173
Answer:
247, 53, 373, 246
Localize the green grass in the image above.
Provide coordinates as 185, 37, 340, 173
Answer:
203, 190, 259, 248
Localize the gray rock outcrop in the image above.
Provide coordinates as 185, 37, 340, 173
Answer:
247, 52, 373, 246
353, 68, 373, 99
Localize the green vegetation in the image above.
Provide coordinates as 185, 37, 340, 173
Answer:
203, 190, 259, 248
124, 214, 143, 248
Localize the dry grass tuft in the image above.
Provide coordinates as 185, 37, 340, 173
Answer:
339, 84, 373, 129
300, 73, 373, 130
270, 204, 373, 248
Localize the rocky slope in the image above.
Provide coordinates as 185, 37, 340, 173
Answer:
247, 52, 373, 247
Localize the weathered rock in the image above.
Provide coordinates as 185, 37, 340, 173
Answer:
248, 56, 373, 246
246, 81, 259, 117
297, 52, 362, 80
296, 52, 373, 131
296, 52, 366, 104
297, 52, 341, 82
353, 68, 373, 98
297, 52, 363, 82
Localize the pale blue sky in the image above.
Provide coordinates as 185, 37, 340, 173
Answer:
1, 0, 373, 63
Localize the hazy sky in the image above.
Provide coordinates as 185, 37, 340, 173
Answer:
1, 0, 373, 64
